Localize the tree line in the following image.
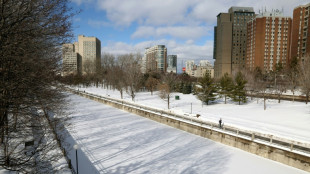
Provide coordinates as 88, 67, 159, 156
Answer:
195, 55, 310, 109
62, 54, 310, 110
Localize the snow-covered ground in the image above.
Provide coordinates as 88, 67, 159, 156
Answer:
65, 93, 309, 174
72, 86, 310, 144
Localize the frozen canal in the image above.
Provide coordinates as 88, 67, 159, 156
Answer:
65, 93, 308, 174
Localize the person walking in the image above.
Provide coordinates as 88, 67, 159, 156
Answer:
219, 118, 222, 129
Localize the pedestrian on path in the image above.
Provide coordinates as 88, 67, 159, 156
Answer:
219, 118, 222, 129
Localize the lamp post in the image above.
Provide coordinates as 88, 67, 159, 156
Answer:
73, 144, 79, 174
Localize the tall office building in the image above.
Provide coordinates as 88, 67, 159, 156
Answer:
213, 7, 255, 78
144, 45, 167, 73
167, 55, 177, 73
62, 43, 79, 75
291, 3, 310, 61
77, 35, 101, 74
246, 10, 292, 72
62, 35, 101, 75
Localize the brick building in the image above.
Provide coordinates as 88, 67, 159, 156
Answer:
246, 10, 292, 72
291, 3, 310, 61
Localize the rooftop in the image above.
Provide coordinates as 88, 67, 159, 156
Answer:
228, 7, 254, 13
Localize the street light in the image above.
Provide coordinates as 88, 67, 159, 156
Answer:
73, 144, 79, 174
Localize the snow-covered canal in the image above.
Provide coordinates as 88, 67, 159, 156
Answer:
65, 93, 308, 174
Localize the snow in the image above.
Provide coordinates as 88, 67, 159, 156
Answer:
72, 86, 310, 144
64, 92, 309, 174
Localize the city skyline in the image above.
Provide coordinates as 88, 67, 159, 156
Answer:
70, 0, 309, 71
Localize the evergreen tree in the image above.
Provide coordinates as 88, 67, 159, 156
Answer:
219, 73, 233, 104
196, 73, 217, 105
182, 83, 192, 94
231, 72, 247, 105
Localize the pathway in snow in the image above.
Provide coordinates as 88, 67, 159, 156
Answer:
65, 93, 308, 174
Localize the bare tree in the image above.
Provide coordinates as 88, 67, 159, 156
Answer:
0, 0, 74, 172
125, 53, 143, 101
243, 68, 258, 100
298, 54, 310, 104
286, 56, 299, 102
158, 73, 177, 109
271, 63, 286, 103
274, 77, 286, 103
83, 59, 96, 75
145, 76, 159, 95
257, 76, 272, 110
101, 53, 115, 88
109, 54, 129, 99
158, 83, 171, 109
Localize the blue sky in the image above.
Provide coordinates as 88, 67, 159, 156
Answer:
69, 0, 308, 69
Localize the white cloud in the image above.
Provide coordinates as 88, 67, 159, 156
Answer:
97, 0, 197, 26
131, 26, 211, 40
93, 0, 309, 41
94, 0, 309, 26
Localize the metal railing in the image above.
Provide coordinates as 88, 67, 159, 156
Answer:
68, 88, 310, 157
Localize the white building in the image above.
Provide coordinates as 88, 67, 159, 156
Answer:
194, 60, 214, 78
185, 60, 214, 78
185, 60, 195, 75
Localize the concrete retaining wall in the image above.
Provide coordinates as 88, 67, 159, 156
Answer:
69, 89, 310, 172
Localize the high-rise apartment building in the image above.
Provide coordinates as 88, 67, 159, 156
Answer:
291, 3, 310, 61
214, 7, 255, 78
185, 60, 195, 75
246, 10, 292, 72
144, 45, 167, 73
167, 55, 177, 73
62, 35, 101, 75
62, 43, 79, 75
77, 35, 101, 74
